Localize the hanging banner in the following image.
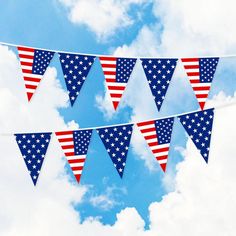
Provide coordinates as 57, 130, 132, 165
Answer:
97, 124, 133, 177
59, 53, 96, 106
99, 57, 137, 110
141, 58, 178, 111
15, 132, 52, 185
17, 47, 55, 101
55, 129, 93, 183
178, 108, 214, 163
181, 57, 219, 110
137, 117, 174, 171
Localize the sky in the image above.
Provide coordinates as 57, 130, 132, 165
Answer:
0, 0, 236, 235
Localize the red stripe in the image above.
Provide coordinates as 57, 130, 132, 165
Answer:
25, 84, 37, 89
68, 159, 86, 164
19, 54, 34, 59
184, 65, 199, 69
110, 93, 122, 98
61, 145, 74, 150
193, 86, 210, 91
104, 71, 116, 75
187, 72, 200, 76
149, 142, 158, 147
106, 79, 116, 82
55, 131, 73, 136
152, 147, 169, 154
71, 166, 83, 171
190, 79, 200, 83
108, 86, 125, 90
156, 155, 168, 161
145, 134, 157, 140
58, 138, 73, 143
65, 152, 75, 156
20, 61, 33, 66
100, 56, 116, 61
101, 64, 116, 68
18, 47, 34, 52
196, 94, 208, 98
137, 120, 154, 127
181, 58, 199, 62
24, 77, 41, 83
22, 69, 32, 74
140, 127, 156, 134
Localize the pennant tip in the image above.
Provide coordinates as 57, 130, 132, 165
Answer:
199, 102, 205, 110
113, 101, 119, 110
160, 163, 167, 172
27, 92, 33, 101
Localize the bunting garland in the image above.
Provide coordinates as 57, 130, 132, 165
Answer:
99, 57, 136, 110
18, 47, 55, 101
15, 132, 52, 185
59, 53, 96, 106
55, 129, 93, 183
141, 58, 178, 111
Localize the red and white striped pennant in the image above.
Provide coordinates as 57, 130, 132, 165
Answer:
99, 56, 126, 110
181, 58, 211, 110
137, 120, 170, 172
55, 131, 86, 183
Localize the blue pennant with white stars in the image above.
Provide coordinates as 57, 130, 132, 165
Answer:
59, 53, 96, 106
178, 108, 214, 163
141, 58, 178, 111
97, 124, 133, 178
15, 132, 52, 185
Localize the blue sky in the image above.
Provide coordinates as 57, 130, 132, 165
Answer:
1, 0, 236, 233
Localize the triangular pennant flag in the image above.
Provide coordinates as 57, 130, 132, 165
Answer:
17, 47, 55, 101
140, 58, 178, 111
178, 108, 214, 163
97, 124, 133, 178
15, 132, 52, 185
181, 57, 219, 110
137, 117, 174, 172
99, 57, 137, 110
55, 129, 93, 183
59, 53, 96, 106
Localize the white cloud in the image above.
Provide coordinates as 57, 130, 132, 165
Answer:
58, 0, 147, 41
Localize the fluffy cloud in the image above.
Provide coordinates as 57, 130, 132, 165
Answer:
58, 0, 147, 41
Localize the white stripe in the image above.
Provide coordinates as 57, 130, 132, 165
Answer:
157, 159, 167, 164
63, 148, 74, 153
60, 141, 74, 146
146, 138, 158, 144
111, 97, 121, 102
185, 68, 199, 73
194, 90, 209, 95
142, 131, 156, 136
20, 58, 33, 63
57, 134, 73, 139
151, 143, 169, 150
197, 98, 207, 102
106, 82, 126, 87
25, 88, 35, 93
188, 75, 200, 80
24, 81, 39, 86
102, 67, 116, 72
108, 89, 124, 94
154, 150, 169, 156
100, 60, 116, 65
21, 65, 32, 70
105, 75, 116, 79
192, 83, 211, 88
18, 50, 34, 56
73, 170, 82, 175
70, 162, 84, 167
67, 155, 86, 161
23, 73, 42, 79
182, 61, 199, 66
